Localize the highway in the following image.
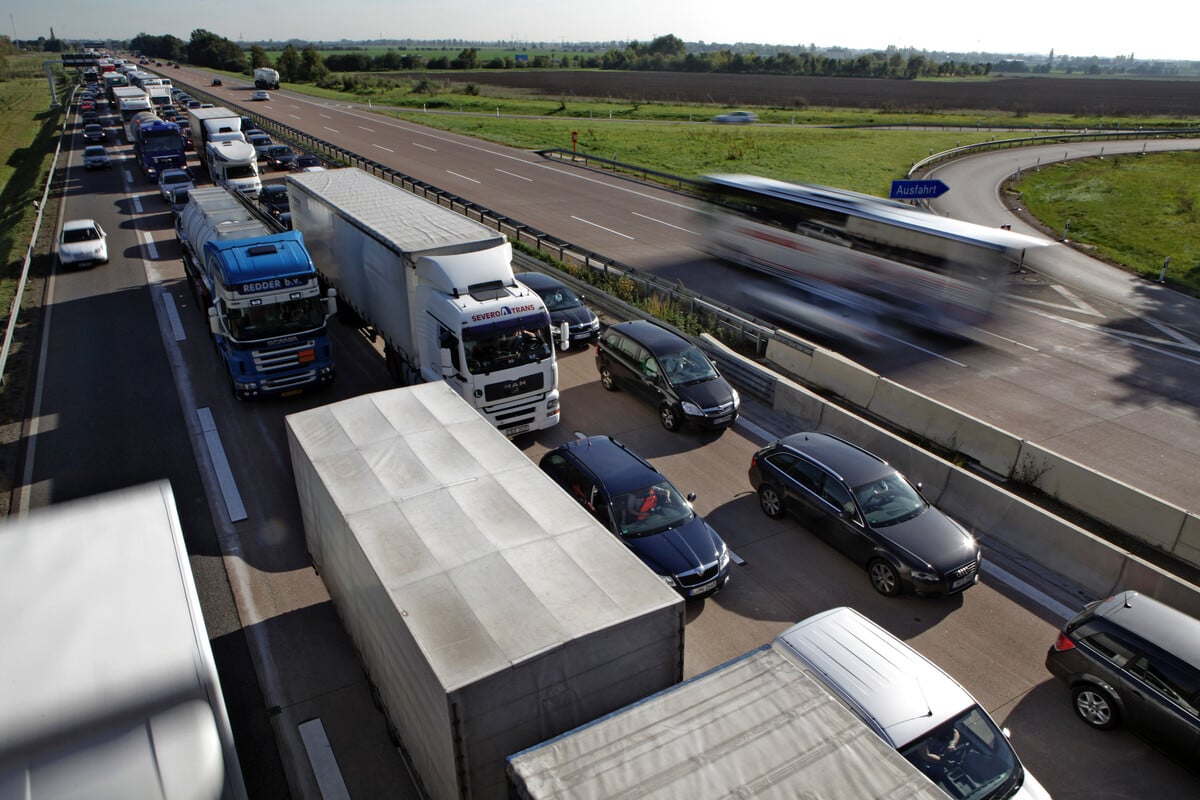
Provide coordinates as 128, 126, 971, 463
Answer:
21, 77, 1200, 798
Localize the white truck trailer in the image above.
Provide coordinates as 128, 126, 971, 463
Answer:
285, 382, 685, 800
254, 67, 280, 89
507, 641, 947, 800
187, 106, 260, 197
0, 482, 247, 799
287, 167, 560, 436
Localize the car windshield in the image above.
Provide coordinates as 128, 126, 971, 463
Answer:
162, 172, 189, 186
853, 473, 928, 526
538, 285, 581, 312
658, 347, 718, 386
85, 147, 105, 156
63, 226, 100, 243
611, 482, 696, 538
899, 706, 1023, 800
268, 147, 292, 157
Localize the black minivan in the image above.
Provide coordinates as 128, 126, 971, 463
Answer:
595, 320, 739, 432
1046, 591, 1200, 763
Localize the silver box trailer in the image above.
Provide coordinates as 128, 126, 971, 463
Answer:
0, 482, 246, 800
507, 642, 948, 800
284, 382, 684, 800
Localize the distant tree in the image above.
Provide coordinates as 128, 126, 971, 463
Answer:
451, 48, 479, 70
187, 29, 246, 71
277, 44, 301, 82
249, 45, 271, 70
300, 45, 325, 81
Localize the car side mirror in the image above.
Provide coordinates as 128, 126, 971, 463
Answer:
686, 492, 697, 503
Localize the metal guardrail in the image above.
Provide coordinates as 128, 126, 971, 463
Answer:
907, 127, 1200, 176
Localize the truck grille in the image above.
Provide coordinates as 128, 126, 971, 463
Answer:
483, 372, 545, 402
253, 339, 318, 373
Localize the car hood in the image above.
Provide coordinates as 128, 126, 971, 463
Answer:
674, 376, 736, 410
627, 516, 723, 578
548, 303, 597, 328
59, 240, 104, 258
876, 507, 977, 570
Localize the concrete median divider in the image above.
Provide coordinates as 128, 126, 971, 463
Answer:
866, 378, 1022, 477
807, 347, 878, 408
1174, 514, 1200, 568
1016, 440, 1189, 553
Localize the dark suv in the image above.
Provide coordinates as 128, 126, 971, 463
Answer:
595, 320, 739, 432
539, 435, 731, 598
1046, 591, 1200, 762
747, 432, 981, 597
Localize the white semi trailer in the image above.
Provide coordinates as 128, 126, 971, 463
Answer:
0, 482, 247, 799
287, 167, 560, 436
507, 640, 947, 800
285, 382, 685, 800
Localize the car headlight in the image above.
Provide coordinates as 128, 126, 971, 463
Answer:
719, 547, 730, 570
659, 574, 677, 588
731, 388, 741, 408
910, 569, 939, 582
680, 400, 703, 416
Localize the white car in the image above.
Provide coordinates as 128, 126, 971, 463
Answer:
250, 90, 270, 101
158, 168, 194, 202
713, 110, 758, 124
58, 219, 108, 267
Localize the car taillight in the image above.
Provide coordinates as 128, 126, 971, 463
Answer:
1052, 631, 1076, 652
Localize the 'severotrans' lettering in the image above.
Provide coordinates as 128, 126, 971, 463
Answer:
470, 303, 538, 323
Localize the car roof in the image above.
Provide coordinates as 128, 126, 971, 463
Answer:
771, 432, 893, 488
514, 271, 566, 292
84, 145, 105, 153
776, 607, 973, 748
63, 219, 99, 231
551, 435, 663, 496
607, 319, 691, 355
1089, 591, 1200, 665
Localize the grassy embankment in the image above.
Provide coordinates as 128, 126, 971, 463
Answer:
0, 61, 67, 412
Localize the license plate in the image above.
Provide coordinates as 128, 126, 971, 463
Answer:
689, 579, 718, 597
951, 574, 975, 590
282, 388, 304, 398
711, 415, 732, 425
504, 424, 531, 437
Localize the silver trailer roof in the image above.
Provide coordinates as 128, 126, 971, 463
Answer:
287, 168, 505, 258
285, 382, 682, 692
507, 643, 947, 800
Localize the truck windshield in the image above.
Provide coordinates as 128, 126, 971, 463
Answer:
463, 323, 552, 375
225, 164, 257, 179
143, 136, 180, 157
226, 297, 325, 340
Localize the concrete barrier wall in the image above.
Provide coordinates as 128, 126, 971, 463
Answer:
866, 379, 1022, 477
807, 348, 879, 408
1015, 441, 1189, 553
1174, 514, 1200, 568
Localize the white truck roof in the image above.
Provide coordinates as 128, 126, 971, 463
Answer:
286, 382, 682, 692
288, 167, 505, 258
0, 482, 242, 799
507, 643, 948, 800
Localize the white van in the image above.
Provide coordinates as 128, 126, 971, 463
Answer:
777, 608, 1051, 800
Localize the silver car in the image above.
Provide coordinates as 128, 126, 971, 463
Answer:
158, 168, 194, 202
83, 145, 112, 170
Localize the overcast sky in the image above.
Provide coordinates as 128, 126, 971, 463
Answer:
8, 0, 1192, 61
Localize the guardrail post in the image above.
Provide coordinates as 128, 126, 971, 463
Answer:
1062, 219, 1071, 242
1159, 256, 1170, 283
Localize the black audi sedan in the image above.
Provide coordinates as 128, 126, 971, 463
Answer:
540, 435, 730, 598
748, 432, 980, 597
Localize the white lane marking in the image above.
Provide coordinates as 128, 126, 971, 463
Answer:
1050, 284, 1102, 316
289, 114, 302, 120
139, 230, 158, 260
159, 287, 186, 342
323, 127, 340, 135
495, 168, 533, 182
298, 719, 351, 800
570, 216, 635, 240
358, 126, 375, 133
877, 333, 969, 367
319, 113, 332, 119
1145, 317, 1198, 346
196, 407, 248, 522
372, 143, 394, 153
973, 327, 1040, 351
130, 191, 143, 213
983, 560, 1076, 621
412, 142, 437, 151
1018, 303, 1200, 363
632, 211, 699, 236
446, 170, 479, 184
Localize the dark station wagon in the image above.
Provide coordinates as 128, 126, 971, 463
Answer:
748, 432, 981, 597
